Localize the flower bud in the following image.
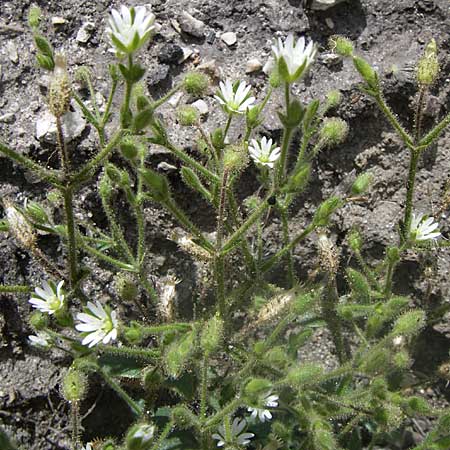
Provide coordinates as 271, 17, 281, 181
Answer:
329, 35, 354, 57
181, 167, 212, 202
417, 39, 439, 86
34, 35, 53, 59
48, 54, 71, 118
246, 105, 262, 129
387, 246, 400, 263
29, 311, 49, 330
183, 72, 209, 97
244, 378, 272, 402
269, 68, 282, 88
120, 137, 140, 160
171, 406, 198, 429
177, 105, 198, 126
223, 145, 248, 173
285, 363, 323, 387
25, 201, 49, 224
319, 117, 349, 148
351, 172, 373, 195
126, 423, 156, 450
165, 331, 195, 378
115, 274, 139, 303
313, 196, 342, 227
4, 200, 36, 248
211, 128, 225, 150
393, 349, 411, 369
200, 314, 223, 356
61, 368, 87, 403
136, 95, 151, 111
353, 56, 378, 91
346, 268, 370, 303
28, 5, 42, 29
347, 229, 362, 252
324, 90, 342, 110
106, 164, 122, 184
392, 309, 426, 337
123, 323, 144, 345
139, 168, 170, 202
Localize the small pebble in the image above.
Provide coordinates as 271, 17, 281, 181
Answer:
76, 22, 95, 44
52, 16, 67, 25
192, 99, 209, 116
246, 58, 262, 73
158, 43, 184, 64
221, 32, 237, 46
177, 12, 206, 38
168, 91, 184, 108
325, 17, 335, 28
0, 113, 16, 124
179, 47, 193, 63
158, 162, 178, 171
310, 0, 346, 10
6, 42, 18, 64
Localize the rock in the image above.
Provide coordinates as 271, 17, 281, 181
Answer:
246, 58, 263, 73
221, 32, 237, 46
192, 99, 209, 116
168, 91, 184, 108
157, 162, 178, 171
76, 22, 95, 43
198, 59, 220, 79
158, 43, 184, 64
325, 17, 334, 28
0, 113, 16, 124
36, 104, 86, 144
179, 47, 193, 63
51, 16, 67, 25
147, 64, 170, 89
6, 41, 18, 64
177, 12, 205, 38
310, 0, 347, 10
320, 52, 342, 67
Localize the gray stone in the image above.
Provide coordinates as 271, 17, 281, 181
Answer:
310, 0, 347, 10
76, 22, 95, 43
157, 162, 178, 171
158, 43, 184, 64
178, 12, 205, 38
246, 58, 263, 73
192, 99, 209, 116
221, 32, 237, 46
36, 104, 86, 144
179, 47, 193, 63
0, 113, 16, 123
168, 91, 184, 108
51, 16, 67, 25
6, 41, 18, 64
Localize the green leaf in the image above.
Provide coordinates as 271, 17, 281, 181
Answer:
98, 354, 146, 378
34, 34, 53, 57
0, 426, 18, 450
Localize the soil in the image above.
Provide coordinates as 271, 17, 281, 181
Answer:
1, 0, 450, 448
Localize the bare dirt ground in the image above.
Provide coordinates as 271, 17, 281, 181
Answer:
1, 0, 450, 448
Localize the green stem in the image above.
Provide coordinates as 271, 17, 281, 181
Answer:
152, 84, 182, 109
63, 187, 78, 287
203, 398, 241, 429
414, 87, 427, 144
374, 93, 414, 149
72, 91, 99, 128
276, 126, 294, 189
220, 196, 271, 255
418, 110, 450, 150
0, 284, 31, 293
403, 149, 420, 240
138, 269, 159, 306
121, 55, 134, 129
150, 420, 175, 450
139, 323, 192, 335
260, 225, 315, 273
81, 242, 137, 272
383, 256, 397, 300
97, 366, 143, 416
223, 115, 232, 139
279, 206, 295, 287
200, 354, 209, 419
72, 130, 123, 184
98, 344, 160, 362
164, 196, 214, 253
0, 142, 61, 185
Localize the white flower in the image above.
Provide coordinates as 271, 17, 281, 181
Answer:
75, 301, 119, 348
28, 331, 52, 349
248, 137, 281, 169
272, 34, 316, 83
81, 444, 93, 450
410, 213, 441, 242
29, 280, 65, 315
247, 392, 279, 422
107, 5, 156, 55
212, 417, 254, 447
214, 80, 256, 115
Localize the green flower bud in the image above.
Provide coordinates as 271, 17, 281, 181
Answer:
74, 66, 92, 86
142, 367, 163, 393
211, 128, 225, 150
133, 107, 154, 132
29, 311, 49, 330
370, 377, 388, 400
244, 378, 272, 402
325, 90, 343, 109
123, 324, 144, 345
319, 117, 349, 148
329, 35, 354, 57
181, 167, 212, 202
223, 145, 248, 172
28, 5, 42, 29
283, 164, 311, 193
34, 35, 53, 58
362, 347, 390, 375
115, 274, 139, 303
417, 39, 439, 86
253, 341, 265, 356
264, 346, 288, 368
269, 68, 282, 88
313, 196, 342, 227
246, 105, 262, 129
200, 314, 223, 356
165, 331, 195, 378
106, 164, 122, 184
177, 105, 198, 126
348, 229, 362, 252
353, 56, 378, 91
351, 172, 373, 195
387, 246, 400, 263
346, 268, 370, 303
25, 201, 49, 224
100, 440, 116, 450
171, 406, 198, 430
61, 368, 87, 403
392, 309, 426, 337
36, 53, 55, 71
285, 363, 323, 387
47, 190, 62, 205
136, 95, 151, 111
139, 168, 170, 202
393, 349, 411, 369
120, 137, 140, 160
126, 423, 156, 450
183, 72, 209, 97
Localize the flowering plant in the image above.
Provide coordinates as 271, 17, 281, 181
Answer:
0, 6, 449, 450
